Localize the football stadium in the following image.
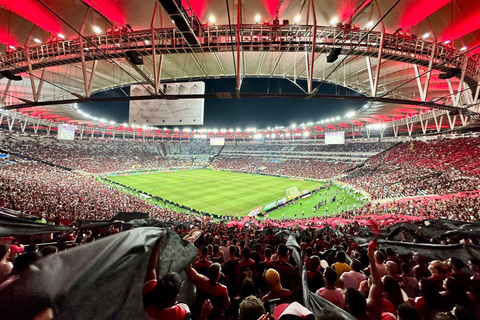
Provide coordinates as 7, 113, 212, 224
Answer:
1, 0, 480, 319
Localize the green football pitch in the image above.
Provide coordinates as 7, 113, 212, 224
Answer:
107, 169, 365, 218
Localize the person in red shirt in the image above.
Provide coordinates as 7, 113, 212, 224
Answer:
185, 262, 230, 320
143, 236, 190, 320
236, 247, 257, 290
264, 229, 279, 247
265, 244, 296, 292
195, 247, 213, 276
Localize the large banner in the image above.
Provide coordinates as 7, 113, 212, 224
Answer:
210, 137, 225, 146
58, 124, 76, 140
129, 82, 205, 126
325, 131, 345, 145
263, 201, 277, 211
248, 206, 263, 217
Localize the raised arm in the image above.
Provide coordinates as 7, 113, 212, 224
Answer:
366, 242, 382, 320
145, 236, 163, 283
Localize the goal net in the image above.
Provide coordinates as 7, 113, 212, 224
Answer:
286, 186, 299, 199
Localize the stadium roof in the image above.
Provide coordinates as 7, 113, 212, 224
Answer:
0, 0, 479, 132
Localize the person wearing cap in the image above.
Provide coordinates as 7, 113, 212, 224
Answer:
185, 261, 230, 320
261, 269, 295, 313
272, 302, 315, 320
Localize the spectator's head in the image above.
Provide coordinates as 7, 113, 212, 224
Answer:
429, 260, 448, 276
145, 272, 182, 308
238, 295, 265, 320
268, 228, 274, 235
400, 263, 411, 276
447, 257, 465, 272
386, 261, 399, 277
324, 267, 337, 287
277, 244, 288, 258
383, 275, 405, 309
374, 251, 385, 264
239, 277, 256, 301
336, 251, 346, 263
213, 244, 219, 255
385, 247, 395, 258
311, 255, 321, 271
222, 239, 227, 246
345, 287, 367, 317
264, 248, 272, 259
317, 307, 345, 320
265, 269, 283, 292
255, 243, 262, 253
12, 252, 41, 275
201, 246, 208, 257
241, 247, 251, 259
306, 247, 313, 258
229, 245, 236, 257
397, 303, 419, 320
208, 262, 222, 283
350, 258, 362, 272
0, 243, 10, 260
25, 243, 38, 253
40, 246, 58, 257
453, 305, 476, 320
468, 258, 480, 273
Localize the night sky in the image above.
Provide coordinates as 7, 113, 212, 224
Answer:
79, 78, 365, 128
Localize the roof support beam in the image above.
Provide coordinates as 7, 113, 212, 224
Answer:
413, 43, 436, 102
306, 0, 317, 94
0, 80, 11, 104
151, 2, 164, 95
366, 31, 385, 97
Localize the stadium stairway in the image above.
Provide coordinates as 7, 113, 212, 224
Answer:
159, 142, 167, 156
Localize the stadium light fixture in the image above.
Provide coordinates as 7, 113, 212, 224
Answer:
336, 116, 340, 120
145, 40, 150, 45
174, 127, 179, 131
346, 111, 355, 118
444, 40, 451, 44
209, 16, 216, 24
58, 33, 65, 39
422, 32, 430, 39
366, 21, 374, 28
291, 124, 296, 128
303, 131, 309, 137
330, 17, 338, 25
272, 133, 276, 138
33, 38, 41, 44
93, 26, 102, 34
294, 15, 301, 24
255, 15, 261, 23
461, 46, 467, 51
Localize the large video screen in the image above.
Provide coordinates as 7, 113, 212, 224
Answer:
325, 131, 345, 145
58, 124, 76, 140
210, 137, 225, 146
129, 81, 205, 126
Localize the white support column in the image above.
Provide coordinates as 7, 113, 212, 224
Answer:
112, 129, 116, 140
91, 127, 95, 138
143, 131, 145, 141
33, 117, 40, 134
459, 114, 468, 127
80, 125, 85, 139
366, 126, 371, 139
0, 80, 11, 104
7, 112, 16, 131
46, 122, 52, 136
420, 119, 429, 134
21, 118, 28, 133
123, 130, 126, 140
406, 119, 414, 136
447, 113, 457, 130
102, 127, 105, 139
393, 123, 398, 137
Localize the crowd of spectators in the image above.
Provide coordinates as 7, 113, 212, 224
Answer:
342, 138, 480, 198
212, 156, 355, 180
